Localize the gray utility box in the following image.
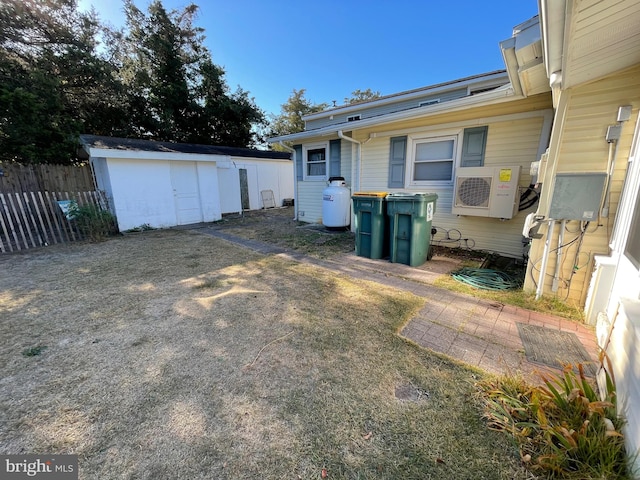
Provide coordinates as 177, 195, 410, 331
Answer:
549, 172, 607, 221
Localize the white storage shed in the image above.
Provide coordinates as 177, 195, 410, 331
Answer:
79, 135, 293, 231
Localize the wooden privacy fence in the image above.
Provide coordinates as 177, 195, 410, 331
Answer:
0, 191, 109, 253
0, 163, 94, 194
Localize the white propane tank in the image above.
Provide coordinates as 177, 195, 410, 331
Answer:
322, 177, 351, 228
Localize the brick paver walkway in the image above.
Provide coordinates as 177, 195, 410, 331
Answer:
197, 226, 599, 380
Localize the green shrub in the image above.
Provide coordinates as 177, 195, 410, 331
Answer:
477, 359, 631, 479
69, 202, 117, 242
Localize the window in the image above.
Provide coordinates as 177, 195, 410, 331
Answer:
410, 136, 457, 183
389, 127, 488, 188
303, 143, 328, 180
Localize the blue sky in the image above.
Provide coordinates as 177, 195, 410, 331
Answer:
78, 0, 539, 117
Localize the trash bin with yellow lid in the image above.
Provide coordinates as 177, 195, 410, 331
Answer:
351, 192, 388, 259
386, 192, 437, 267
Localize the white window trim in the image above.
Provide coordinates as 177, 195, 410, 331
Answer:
406, 129, 463, 187
303, 142, 329, 181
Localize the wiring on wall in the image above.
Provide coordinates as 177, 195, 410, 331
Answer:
431, 225, 531, 261
562, 221, 590, 299
528, 221, 591, 299
518, 184, 540, 212
430, 226, 476, 249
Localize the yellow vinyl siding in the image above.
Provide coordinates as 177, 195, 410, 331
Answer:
360, 136, 393, 191
356, 113, 548, 257
341, 141, 353, 185
356, 94, 552, 136
296, 181, 325, 224
525, 64, 640, 306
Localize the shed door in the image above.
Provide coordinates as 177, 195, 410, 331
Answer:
239, 168, 250, 210
170, 161, 203, 225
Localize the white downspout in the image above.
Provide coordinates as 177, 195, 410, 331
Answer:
337, 130, 361, 193
278, 141, 298, 220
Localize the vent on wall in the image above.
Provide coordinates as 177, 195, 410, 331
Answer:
452, 165, 521, 219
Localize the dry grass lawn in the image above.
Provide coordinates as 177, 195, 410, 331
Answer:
0, 227, 531, 479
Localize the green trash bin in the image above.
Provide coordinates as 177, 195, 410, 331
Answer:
386, 193, 437, 267
352, 192, 388, 259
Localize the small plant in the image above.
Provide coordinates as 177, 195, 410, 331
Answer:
125, 223, 155, 233
477, 357, 630, 479
69, 202, 117, 242
22, 345, 47, 357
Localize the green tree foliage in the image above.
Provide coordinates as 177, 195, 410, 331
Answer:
344, 88, 381, 105
0, 0, 122, 164
119, 0, 264, 146
196, 60, 265, 146
268, 89, 328, 139
0, 0, 265, 165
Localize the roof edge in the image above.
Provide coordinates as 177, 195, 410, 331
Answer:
268, 84, 519, 144
79, 135, 291, 160
302, 70, 509, 121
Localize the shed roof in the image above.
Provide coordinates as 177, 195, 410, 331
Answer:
79, 135, 291, 160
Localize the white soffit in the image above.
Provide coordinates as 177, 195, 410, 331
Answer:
563, 0, 640, 88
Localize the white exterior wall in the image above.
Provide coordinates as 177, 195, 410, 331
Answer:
603, 300, 640, 474
591, 108, 640, 472
196, 162, 221, 222
217, 166, 242, 214
104, 157, 221, 231
357, 114, 549, 257
218, 158, 293, 214
234, 157, 294, 210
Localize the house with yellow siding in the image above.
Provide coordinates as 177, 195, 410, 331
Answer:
527, 0, 640, 470
270, 0, 640, 467
269, 16, 553, 260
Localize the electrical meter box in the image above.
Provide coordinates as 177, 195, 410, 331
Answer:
549, 173, 607, 221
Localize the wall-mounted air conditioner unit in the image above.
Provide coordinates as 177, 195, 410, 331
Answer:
452, 165, 521, 219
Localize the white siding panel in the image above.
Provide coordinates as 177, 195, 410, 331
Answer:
106, 158, 177, 231
196, 162, 221, 222
606, 300, 640, 474
231, 158, 294, 210
218, 167, 242, 214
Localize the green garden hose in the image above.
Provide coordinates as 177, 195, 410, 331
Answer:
451, 267, 522, 291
